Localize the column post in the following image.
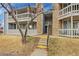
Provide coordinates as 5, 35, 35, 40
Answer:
71, 3, 73, 36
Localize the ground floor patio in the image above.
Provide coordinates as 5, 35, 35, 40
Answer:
59, 16, 79, 37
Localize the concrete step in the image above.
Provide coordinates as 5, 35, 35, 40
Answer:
39, 40, 47, 42
39, 41, 47, 44
39, 39, 47, 40
38, 42, 47, 46
37, 45, 47, 49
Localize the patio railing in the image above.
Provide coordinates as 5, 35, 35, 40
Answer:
8, 13, 37, 22
59, 29, 79, 37
8, 29, 37, 36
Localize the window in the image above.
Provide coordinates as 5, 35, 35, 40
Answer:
74, 5, 76, 10
20, 24, 26, 29
63, 4, 68, 7
68, 6, 71, 12
72, 5, 77, 10
73, 21, 79, 29
68, 3, 71, 5
77, 5, 79, 10
63, 3, 71, 8
8, 23, 16, 29
63, 21, 67, 29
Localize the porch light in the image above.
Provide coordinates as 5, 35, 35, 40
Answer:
29, 25, 32, 29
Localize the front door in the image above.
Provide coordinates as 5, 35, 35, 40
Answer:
44, 26, 47, 34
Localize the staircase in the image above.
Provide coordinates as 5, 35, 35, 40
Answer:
37, 39, 47, 49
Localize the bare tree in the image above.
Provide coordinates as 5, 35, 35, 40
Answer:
0, 3, 53, 44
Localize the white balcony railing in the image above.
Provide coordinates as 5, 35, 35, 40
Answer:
8, 13, 37, 22
58, 3, 79, 19
8, 29, 37, 36
59, 29, 79, 37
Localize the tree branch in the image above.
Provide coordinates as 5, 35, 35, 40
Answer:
0, 3, 11, 15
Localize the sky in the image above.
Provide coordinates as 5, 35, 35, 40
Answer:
0, 3, 53, 27
11, 3, 53, 10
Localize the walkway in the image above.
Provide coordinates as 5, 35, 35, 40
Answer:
31, 38, 47, 56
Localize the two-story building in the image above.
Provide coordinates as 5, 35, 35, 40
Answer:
53, 3, 79, 37
4, 3, 79, 37
4, 6, 38, 36
3, 3, 53, 36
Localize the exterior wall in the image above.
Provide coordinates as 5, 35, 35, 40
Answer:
59, 20, 62, 29
73, 16, 79, 21
4, 12, 8, 34
36, 3, 43, 34
52, 4, 60, 36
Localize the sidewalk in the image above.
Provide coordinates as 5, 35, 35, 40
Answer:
31, 39, 47, 56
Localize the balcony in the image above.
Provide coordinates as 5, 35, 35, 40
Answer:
8, 13, 37, 22
58, 3, 79, 19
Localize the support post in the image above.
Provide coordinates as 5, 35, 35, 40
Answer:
71, 16, 73, 36
71, 3, 73, 37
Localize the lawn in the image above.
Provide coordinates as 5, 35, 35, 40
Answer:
0, 35, 39, 56
48, 37, 79, 56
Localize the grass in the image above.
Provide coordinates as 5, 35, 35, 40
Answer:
48, 37, 79, 56
0, 35, 39, 56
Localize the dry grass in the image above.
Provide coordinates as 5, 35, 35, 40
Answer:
0, 35, 39, 56
48, 37, 79, 56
